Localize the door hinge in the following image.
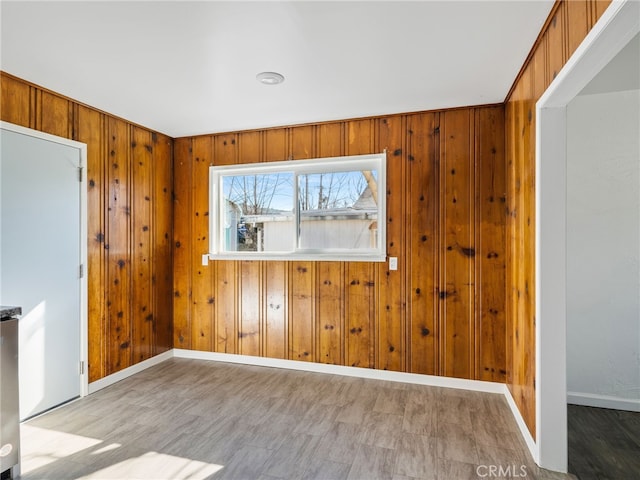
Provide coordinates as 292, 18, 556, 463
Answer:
79, 264, 84, 278
80, 361, 85, 375
78, 167, 83, 182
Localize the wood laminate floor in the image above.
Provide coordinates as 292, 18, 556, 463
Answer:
568, 404, 640, 480
20, 358, 575, 480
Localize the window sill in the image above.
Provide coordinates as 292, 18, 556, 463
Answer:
207, 252, 387, 263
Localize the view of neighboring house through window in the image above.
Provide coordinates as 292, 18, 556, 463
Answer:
209, 153, 386, 261
297, 170, 378, 250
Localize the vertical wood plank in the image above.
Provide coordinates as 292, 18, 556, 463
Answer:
289, 261, 315, 361
264, 128, 288, 162
547, 5, 567, 83
0, 73, 31, 127
131, 126, 153, 362
440, 109, 475, 379
507, 68, 537, 437
290, 125, 315, 160
521, 66, 537, 435
505, 98, 515, 391
567, 0, 589, 58
30, 88, 38, 130
213, 134, 238, 166
173, 138, 192, 349
376, 116, 405, 372
592, 0, 612, 24
532, 36, 548, 99
264, 261, 287, 359
238, 130, 262, 164
76, 105, 106, 382
346, 119, 374, 156
510, 68, 537, 434
513, 78, 525, 400
317, 123, 344, 158
317, 262, 344, 364
407, 112, 439, 375
39, 91, 71, 138
215, 260, 237, 353
106, 117, 132, 373
152, 132, 174, 354
239, 260, 261, 356
475, 107, 506, 383
346, 263, 375, 368
191, 137, 214, 351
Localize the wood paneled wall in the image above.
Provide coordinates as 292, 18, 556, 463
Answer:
0, 72, 174, 382
505, 0, 612, 438
0, 1, 612, 408
173, 104, 507, 382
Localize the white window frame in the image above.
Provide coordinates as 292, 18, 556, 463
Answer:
209, 152, 387, 262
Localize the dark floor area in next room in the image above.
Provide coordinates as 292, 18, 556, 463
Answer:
568, 404, 640, 479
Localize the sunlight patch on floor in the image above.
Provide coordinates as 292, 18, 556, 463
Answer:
90, 443, 121, 455
21, 424, 225, 479
20, 424, 102, 472
76, 452, 224, 480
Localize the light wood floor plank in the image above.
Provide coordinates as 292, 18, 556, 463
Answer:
19, 358, 576, 480
347, 444, 396, 480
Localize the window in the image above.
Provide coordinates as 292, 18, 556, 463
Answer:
209, 152, 386, 261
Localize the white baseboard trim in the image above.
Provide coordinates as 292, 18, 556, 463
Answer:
88, 350, 174, 394
503, 386, 538, 464
568, 391, 640, 412
172, 349, 505, 394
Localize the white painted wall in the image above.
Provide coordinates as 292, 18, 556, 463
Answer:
566, 89, 640, 410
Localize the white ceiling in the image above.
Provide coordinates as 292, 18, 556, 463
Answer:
1, 1, 554, 138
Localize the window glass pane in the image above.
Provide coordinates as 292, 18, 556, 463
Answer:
297, 170, 378, 249
210, 153, 386, 261
222, 173, 295, 252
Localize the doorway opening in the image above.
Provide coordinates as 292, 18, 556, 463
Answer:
535, 0, 639, 472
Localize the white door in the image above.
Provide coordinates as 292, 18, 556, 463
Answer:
0, 124, 85, 420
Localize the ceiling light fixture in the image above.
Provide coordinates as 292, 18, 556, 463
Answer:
256, 71, 285, 85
